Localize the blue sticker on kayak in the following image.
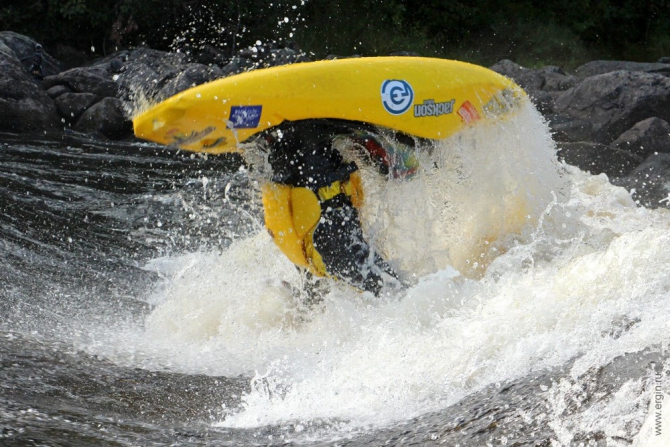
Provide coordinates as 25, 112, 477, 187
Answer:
230, 105, 262, 128
381, 80, 414, 115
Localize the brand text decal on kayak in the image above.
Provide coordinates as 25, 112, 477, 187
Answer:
414, 99, 455, 117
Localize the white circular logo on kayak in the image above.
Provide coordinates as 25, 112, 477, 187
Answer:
381, 80, 414, 115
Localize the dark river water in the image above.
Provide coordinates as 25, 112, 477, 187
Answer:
1, 117, 669, 446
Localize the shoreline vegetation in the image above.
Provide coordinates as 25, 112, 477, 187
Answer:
1, 0, 669, 70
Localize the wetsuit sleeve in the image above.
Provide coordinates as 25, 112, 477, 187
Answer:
313, 193, 397, 296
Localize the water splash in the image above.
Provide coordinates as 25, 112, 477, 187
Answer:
359, 102, 567, 279
73, 98, 670, 444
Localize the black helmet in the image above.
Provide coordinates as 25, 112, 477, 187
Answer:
35, 44, 43, 51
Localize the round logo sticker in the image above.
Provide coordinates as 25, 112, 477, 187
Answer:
381, 80, 414, 115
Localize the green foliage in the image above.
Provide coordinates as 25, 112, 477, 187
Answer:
292, 0, 414, 56
56, 0, 88, 19
1, 0, 669, 66
540, 0, 670, 58
446, 20, 598, 70
0, 0, 118, 49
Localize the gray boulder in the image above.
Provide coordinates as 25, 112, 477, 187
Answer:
612, 154, 670, 208
0, 31, 64, 77
530, 89, 555, 114
120, 48, 189, 80
219, 55, 256, 77
55, 92, 98, 122
113, 62, 163, 102
538, 65, 579, 92
219, 46, 311, 77
554, 71, 670, 144
114, 45, 310, 103
74, 97, 131, 139
156, 63, 224, 100
611, 117, 670, 159
575, 60, 670, 78
86, 54, 125, 74
546, 114, 594, 143
119, 61, 160, 85
0, 41, 60, 133
46, 85, 73, 99
265, 47, 312, 67
114, 48, 227, 102
490, 59, 544, 91
43, 65, 119, 98
490, 60, 578, 92
489, 60, 548, 114
557, 142, 643, 178
490, 60, 579, 116
193, 44, 229, 66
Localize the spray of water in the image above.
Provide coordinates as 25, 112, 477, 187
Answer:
79, 98, 670, 444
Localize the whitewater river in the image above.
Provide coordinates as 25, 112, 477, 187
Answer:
2, 102, 670, 446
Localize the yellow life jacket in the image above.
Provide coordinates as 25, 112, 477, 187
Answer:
261, 172, 364, 277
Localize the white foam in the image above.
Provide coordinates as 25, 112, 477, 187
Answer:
360, 103, 568, 279
634, 391, 670, 447
83, 101, 670, 443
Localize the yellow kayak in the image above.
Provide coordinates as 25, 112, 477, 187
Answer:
133, 56, 524, 153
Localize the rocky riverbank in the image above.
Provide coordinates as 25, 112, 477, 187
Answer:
2, 31, 669, 208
